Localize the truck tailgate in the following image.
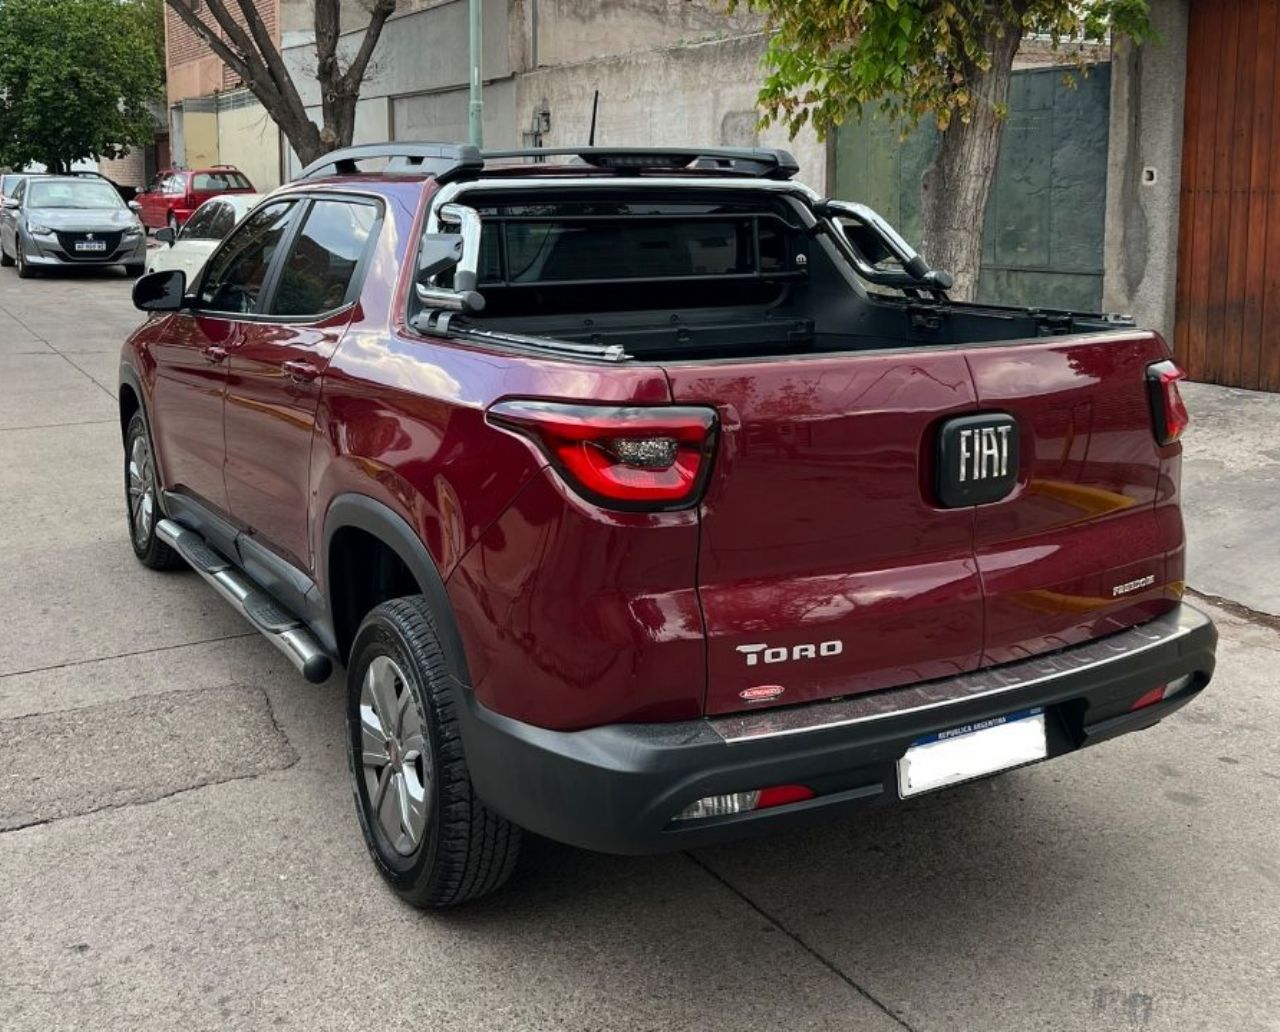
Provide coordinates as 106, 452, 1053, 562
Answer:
665, 351, 985, 716
665, 331, 1181, 717
966, 333, 1180, 664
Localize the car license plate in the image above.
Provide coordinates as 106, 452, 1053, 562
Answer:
74, 240, 107, 253
897, 707, 1047, 798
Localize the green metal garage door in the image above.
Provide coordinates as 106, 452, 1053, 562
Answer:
833, 64, 1112, 311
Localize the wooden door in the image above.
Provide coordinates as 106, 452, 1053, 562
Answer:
1176, 0, 1280, 390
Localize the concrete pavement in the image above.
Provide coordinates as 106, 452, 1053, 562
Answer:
0, 270, 1277, 1032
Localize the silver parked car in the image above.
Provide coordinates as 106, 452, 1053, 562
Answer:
0, 176, 146, 277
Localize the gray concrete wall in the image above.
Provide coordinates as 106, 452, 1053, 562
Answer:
515, 31, 826, 190
281, 0, 513, 107
277, 0, 828, 191
1102, 0, 1189, 339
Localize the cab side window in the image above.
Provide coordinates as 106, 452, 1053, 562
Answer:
269, 200, 377, 317
198, 201, 295, 315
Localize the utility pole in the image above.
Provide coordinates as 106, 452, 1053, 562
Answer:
468, 0, 483, 148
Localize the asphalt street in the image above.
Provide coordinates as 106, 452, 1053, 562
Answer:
0, 270, 1277, 1032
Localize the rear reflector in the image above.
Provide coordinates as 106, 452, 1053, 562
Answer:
487, 400, 718, 511
673, 784, 815, 822
1129, 685, 1168, 711
1146, 360, 1189, 446
1129, 674, 1195, 711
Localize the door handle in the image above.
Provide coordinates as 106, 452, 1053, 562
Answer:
201, 345, 228, 363
282, 359, 320, 384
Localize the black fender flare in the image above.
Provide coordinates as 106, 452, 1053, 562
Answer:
118, 362, 148, 442
320, 493, 471, 686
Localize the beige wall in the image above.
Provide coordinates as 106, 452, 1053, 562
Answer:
167, 57, 223, 106
182, 110, 220, 169
218, 99, 283, 190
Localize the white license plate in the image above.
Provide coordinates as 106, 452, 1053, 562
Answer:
897, 708, 1048, 798
74, 240, 107, 252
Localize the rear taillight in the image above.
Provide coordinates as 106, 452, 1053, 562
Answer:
488, 400, 718, 510
1146, 359, 1189, 446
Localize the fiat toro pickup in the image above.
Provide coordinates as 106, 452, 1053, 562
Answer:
121, 143, 1217, 907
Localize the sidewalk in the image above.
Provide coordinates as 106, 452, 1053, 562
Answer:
1180, 381, 1280, 616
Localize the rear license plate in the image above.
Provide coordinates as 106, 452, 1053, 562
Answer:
74, 240, 107, 253
897, 707, 1047, 798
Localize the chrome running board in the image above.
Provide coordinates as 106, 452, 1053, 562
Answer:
156, 519, 333, 684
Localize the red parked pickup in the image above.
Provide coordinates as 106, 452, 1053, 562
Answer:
133, 165, 256, 233
120, 143, 1217, 908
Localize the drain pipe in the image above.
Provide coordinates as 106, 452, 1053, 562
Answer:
468, 0, 483, 147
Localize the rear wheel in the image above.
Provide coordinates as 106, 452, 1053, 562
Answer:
347, 596, 520, 908
124, 411, 183, 570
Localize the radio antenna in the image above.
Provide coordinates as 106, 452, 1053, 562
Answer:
587, 90, 600, 146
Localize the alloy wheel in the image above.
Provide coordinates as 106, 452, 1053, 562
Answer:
359, 655, 431, 856
126, 433, 156, 547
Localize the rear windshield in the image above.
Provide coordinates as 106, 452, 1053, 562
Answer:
27, 180, 123, 209
464, 194, 804, 315
193, 171, 252, 191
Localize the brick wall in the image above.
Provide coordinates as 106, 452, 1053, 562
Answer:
166, 1, 280, 92
99, 150, 148, 189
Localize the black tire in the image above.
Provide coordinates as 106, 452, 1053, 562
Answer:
15, 244, 34, 279
125, 263, 145, 277
124, 411, 183, 570
347, 596, 520, 908
0, 242, 12, 267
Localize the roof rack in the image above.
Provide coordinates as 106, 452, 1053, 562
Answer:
294, 142, 483, 183
294, 142, 801, 184
482, 146, 800, 180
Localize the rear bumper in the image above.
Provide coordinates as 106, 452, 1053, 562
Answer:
458, 603, 1217, 854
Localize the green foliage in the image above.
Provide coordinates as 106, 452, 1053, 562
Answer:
0, 0, 164, 171
734, 0, 1153, 138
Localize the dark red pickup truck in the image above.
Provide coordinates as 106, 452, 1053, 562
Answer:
121, 143, 1216, 907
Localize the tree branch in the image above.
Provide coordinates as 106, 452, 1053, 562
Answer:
231, 0, 312, 118
341, 0, 398, 93
161, 0, 257, 85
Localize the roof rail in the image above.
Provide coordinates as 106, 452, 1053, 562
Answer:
481, 146, 800, 180
294, 142, 484, 183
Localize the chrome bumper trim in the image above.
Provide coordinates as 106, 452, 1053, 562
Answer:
710, 606, 1209, 744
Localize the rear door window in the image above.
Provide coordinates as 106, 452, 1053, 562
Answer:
209, 202, 237, 239
198, 201, 296, 314
193, 171, 252, 191
268, 199, 377, 317
181, 202, 220, 240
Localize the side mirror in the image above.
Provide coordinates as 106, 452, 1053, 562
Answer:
127, 200, 141, 213
1, 197, 18, 210
132, 269, 187, 312
418, 233, 464, 280
155, 226, 176, 246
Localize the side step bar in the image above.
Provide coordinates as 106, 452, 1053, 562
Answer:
156, 519, 333, 684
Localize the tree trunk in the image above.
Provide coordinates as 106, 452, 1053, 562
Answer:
918, 23, 1021, 301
